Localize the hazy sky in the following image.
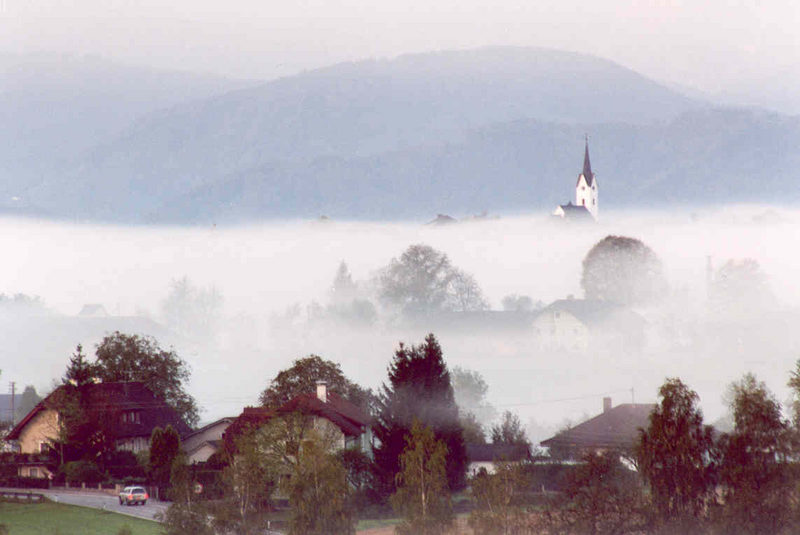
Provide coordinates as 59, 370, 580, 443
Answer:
2, 0, 800, 99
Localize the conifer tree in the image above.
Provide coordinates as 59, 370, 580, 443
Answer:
373, 334, 467, 499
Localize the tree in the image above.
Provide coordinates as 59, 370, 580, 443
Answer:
468, 462, 530, 535
547, 452, 647, 535
448, 269, 489, 312
258, 355, 370, 410
93, 332, 198, 427
715, 373, 795, 534
636, 378, 715, 527
378, 244, 487, 315
160, 453, 215, 535
501, 294, 538, 312
788, 358, 800, 428
216, 429, 277, 535
491, 411, 530, 447
62, 344, 95, 387
710, 258, 774, 317
161, 276, 223, 339
391, 421, 453, 535
373, 334, 467, 499
460, 412, 486, 444
14, 385, 41, 424
149, 425, 181, 499
330, 261, 357, 304
581, 235, 667, 305
451, 367, 496, 443
287, 429, 355, 535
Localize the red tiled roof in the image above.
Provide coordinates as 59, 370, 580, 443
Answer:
541, 403, 655, 451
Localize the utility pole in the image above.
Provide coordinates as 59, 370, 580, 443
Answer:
9, 382, 15, 424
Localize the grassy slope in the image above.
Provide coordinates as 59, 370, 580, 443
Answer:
0, 501, 160, 535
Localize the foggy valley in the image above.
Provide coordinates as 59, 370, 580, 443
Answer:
1, 206, 797, 443
4, 4, 800, 530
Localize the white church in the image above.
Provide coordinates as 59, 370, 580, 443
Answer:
552, 138, 598, 221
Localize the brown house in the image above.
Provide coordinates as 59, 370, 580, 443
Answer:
6, 382, 190, 456
541, 397, 655, 455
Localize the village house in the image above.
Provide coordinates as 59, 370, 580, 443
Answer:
540, 397, 655, 457
181, 417, 235, 464
223, 381, 372, 455
466, 443, 532, 476
532, 298, 646, 354
4, 381, 190, 478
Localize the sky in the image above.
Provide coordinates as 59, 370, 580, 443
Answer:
2, 0, 800, 107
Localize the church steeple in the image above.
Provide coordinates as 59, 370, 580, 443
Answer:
575, 136, 598, 220
582, 137, 594, 185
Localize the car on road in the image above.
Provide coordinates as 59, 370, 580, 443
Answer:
119, 486, 148, 506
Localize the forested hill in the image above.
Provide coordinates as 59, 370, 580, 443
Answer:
6, 47, 799, 223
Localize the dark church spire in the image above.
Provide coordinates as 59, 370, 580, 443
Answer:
582, 135, 594, 186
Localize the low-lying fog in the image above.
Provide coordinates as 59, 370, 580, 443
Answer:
3, 205, 799, 443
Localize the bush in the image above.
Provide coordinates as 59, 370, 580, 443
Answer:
0, 476, 49, 489
58, 460, 105, 485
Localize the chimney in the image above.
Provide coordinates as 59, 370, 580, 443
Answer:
603, 397, 612, 413
316, 381, 328, 403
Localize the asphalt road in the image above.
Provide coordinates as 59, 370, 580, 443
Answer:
1, 488, 167, 521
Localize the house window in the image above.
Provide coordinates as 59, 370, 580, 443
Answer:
122, 411, 141, 424
38, 441, 49, 454
30, 468, 39, 478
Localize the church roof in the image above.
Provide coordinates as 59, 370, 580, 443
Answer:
576, 139, 595, 187
556, 202, 593, 220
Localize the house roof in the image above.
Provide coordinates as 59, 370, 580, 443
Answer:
224, 390, 370, 449
536, 299, 646, 330
556, 202, 594, 220
426, 214, 458, 226
466, 443, 531, 463
78, 304, 108, 317
5, 382, 190, 441
182, 417, 235, 441
278, 391, 369, 437
540, 403, 655, 451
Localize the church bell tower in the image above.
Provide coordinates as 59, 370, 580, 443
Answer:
575, 138, 598, 220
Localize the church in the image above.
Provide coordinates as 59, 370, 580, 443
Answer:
552, 139, 598, 221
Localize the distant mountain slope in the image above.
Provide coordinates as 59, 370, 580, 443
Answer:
147, 107, 800, 223
0, 53, 252, 207
25, 47, 705, 221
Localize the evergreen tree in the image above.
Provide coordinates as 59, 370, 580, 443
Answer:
490, 411, 530, 447
63, 344, 95, 387
373, 334, 467, 500
149, 425, 181, 498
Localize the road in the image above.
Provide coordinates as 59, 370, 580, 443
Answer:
1, 487, 167, 521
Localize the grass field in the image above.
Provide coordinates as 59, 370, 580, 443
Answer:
0, 500, 161, 535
